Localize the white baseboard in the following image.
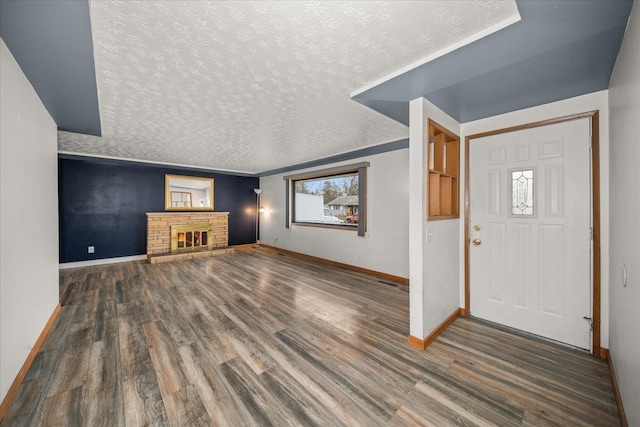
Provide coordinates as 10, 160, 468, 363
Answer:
59, 255, 147, 269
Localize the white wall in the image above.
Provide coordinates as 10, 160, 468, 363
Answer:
259, 148, 409, 279
409, 98, 461, 339
0, 39, 59, 401
608, 2, 640, 424
462, 90, 611, 349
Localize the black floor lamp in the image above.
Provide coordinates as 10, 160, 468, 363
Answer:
253, 188, 262, 246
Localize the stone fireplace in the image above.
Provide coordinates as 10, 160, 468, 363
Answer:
146, 212, 230, 263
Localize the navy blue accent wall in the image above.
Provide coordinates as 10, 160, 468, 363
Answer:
59, 157, 258, 262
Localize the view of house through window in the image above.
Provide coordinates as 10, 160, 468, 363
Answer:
293, 172, 359, 227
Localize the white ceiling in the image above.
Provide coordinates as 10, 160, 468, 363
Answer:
57, 0, 519, 174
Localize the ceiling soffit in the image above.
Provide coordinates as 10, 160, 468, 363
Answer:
353, 0, 635, 125
0, 0, 101, 135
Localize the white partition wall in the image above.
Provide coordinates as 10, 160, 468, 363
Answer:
409, 98, 462, 341
0, 39, 60, 402
608, 1, 640, 424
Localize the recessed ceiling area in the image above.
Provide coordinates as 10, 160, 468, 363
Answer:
1, 0, 519, 174
61, 0, 520, 174
0, 1, 633, 174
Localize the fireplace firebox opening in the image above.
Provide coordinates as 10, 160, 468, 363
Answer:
171, 223, 213, 252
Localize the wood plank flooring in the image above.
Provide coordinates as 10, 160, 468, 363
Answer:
1, 248, 619, 426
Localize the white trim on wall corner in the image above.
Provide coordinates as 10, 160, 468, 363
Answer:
59, 255, 147, 269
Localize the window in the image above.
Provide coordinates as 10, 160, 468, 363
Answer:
510, 168, 535, 216
293, 173, 359, 227
284, 162, 369, 236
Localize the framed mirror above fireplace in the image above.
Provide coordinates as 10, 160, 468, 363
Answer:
165, 174, 214, 211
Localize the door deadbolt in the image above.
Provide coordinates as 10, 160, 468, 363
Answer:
473, 225, 481, 231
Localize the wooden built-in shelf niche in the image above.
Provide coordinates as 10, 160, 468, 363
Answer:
427, 119, 460, 220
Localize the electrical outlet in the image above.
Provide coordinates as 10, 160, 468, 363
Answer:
88, 246, 95, 254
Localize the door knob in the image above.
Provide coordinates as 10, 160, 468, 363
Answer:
472, 238, 482, 246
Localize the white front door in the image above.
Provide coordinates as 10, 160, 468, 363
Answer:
469, 118, 592, 349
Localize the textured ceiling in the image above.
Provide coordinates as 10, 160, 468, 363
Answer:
353, 0, 634, 125
57, 0, 519, 174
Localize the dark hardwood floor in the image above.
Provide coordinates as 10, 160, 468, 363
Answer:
2, 248, 619, 426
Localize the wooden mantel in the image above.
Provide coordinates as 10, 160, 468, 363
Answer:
146, 212, 230, 263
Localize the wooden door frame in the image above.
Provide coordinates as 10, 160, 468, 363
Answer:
463, 111, 602, 358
